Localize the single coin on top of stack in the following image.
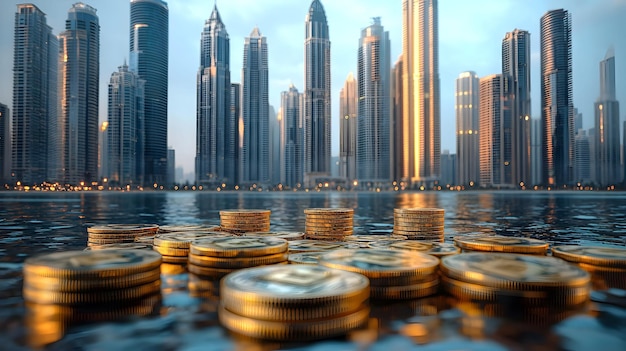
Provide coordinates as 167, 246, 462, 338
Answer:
188, 236, 289, 280
84, 243, 152, 251
304, 208, 354, 241
242, 231, 305, 241
440, 253, 591, 321
86, 224, 158, 248
368, 240, 460, 258
453, 235, 549, 255
393, 208, 445, 241
344, 234, 407, 248
152, 231, 236, 264
319, 249, 440, 300
552, 245, 626, 290
218, 264, 370, 341
157, 224, 222, 234
23, 249, 162, 347
219, 209, 271, 234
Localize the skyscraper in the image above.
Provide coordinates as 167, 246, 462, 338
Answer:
107, 63, 145, 187
455, 71, 480, 187
574, 129, 591, 184
195, 5, 235, 186
12, 4, 57, 185
502, 29, 532, 187
391, 57, 403, 184
0, 103, 9, 184
594, 48, 620, 187
57, 3, 100, 185
401, 0, 440, 186
241, 27, 269, 185
339, 73, 357, 182
98, 122, 108, 182
540, 9, 573, 186
130, 0, 168, 186
230, 83, 241, 186
357, 17, 391, 184
479, 74, 514, 188
269, 105, 281, 185
280, 85, 304, 189
304, 0, 331, 185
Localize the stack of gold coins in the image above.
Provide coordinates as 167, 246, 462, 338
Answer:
368, 241, 460, 258
319, 249, 440, 300
393, 208, 445, 241
242, 231, 305, 241
219, 209, 271, 234
288, 240, 360, 253
86, 224, 158, 248
188, 236, 289, 279
344, 234, 407, 248
153, 232, 236, 264
218, 264, 370, 341
440, 253, 591, 321
552, 245, 626, 290
304, 208, 354, 241
454, 235, 549, 255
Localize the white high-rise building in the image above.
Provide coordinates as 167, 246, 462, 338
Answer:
455, 71, 480, 187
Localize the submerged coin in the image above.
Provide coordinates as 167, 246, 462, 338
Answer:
552, 245, 626, 268
288, 240, 360, 253
454, 235, 549, 255
87, 224, 159, 234
23, 250, 162, 279
368, 241, 459, 257
242, 232, 305, 241
440, 253, 590, 290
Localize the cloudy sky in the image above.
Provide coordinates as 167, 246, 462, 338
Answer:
0, 0, 624, 175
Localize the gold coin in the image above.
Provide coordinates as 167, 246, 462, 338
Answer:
552, 245, 626, 268
344, 235, 407, 243
304, 208, 354, 214
23, 250, 162, 279
152, 245, 189, 257
288, 240, 360, 253
157, 224, 221, 233
454, 235, 548, 255
161, 255, 189, 264
369, 241, 460, 257
305, 234, 350, 241
190, 237, 288, 258
218, 303, 369, 341
288, 252, 323, 265
154, 232, 235, 249
87, 238, 137, 245
87, 224, 159, 234
394, 208, 444, 214
188, 252, 288, 269
440, 253, 590, 290
242, 232, 305, 241
134, 235, 156, 244
220, 264, 369, 321
84, 243, 152, 251
23, 280, 161, 305
441, 275, 590, 307
370, 278, 440, 300
161, 263, 187, 275
188, 264, 235, 279
87, 232, 150, 240
319, 249, 440, 282
23, 268, 161, 292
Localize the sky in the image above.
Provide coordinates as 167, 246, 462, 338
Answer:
0, 0, 625, 176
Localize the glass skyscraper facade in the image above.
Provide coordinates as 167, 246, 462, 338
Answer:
540, 9, 573, 186
107, 63, 145, 187
280, 85, 304, 189
12, 4, 57, 185
339, 73, 357, 182
502, 29, 532, 187
241, 27, 269, 185
401, 0, 440, 186
304, 0, 331, 183
357, 17, 391, 184
593, 49, 620, 187
130, 0, 168, 186
455, 71, 480, 187
0, 103, 9, 184
196, 6, 235, 186
57, 3, 99, 185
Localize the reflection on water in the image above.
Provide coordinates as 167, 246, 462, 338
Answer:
0, 190, 625, 349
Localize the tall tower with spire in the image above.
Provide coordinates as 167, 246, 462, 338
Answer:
304, 0, 331, 186
130, 0, 168, 186
196, 5, 235, 186
241, 26, 269, 185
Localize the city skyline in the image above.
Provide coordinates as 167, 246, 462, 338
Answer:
0, 0, 624, 176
